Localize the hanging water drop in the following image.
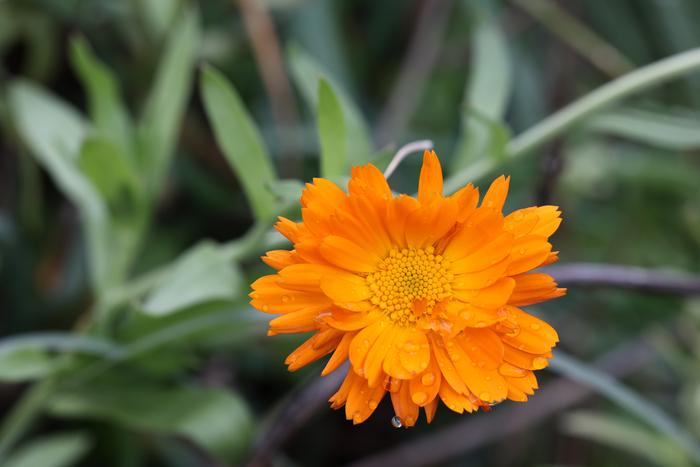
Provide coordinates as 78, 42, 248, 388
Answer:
391, 415, 403, 428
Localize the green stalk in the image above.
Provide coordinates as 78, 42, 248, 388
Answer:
0, 378, 58, 461
443, 47, 700, 194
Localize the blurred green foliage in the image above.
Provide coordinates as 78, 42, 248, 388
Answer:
0, 0, 700, 466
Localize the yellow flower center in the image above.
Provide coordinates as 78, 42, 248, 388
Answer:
366, 246, 453, 326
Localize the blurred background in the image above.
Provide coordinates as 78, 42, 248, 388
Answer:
1, 0, 700, 466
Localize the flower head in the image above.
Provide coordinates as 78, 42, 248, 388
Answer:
250, 151, 565, 427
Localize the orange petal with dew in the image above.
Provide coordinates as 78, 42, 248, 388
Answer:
391, 380, 420, 427
458, 328, 504, 370
506, 235, 552, 276
481, 175, 510, 212
408, 352, 441, 406
451, 232, 514, 274
501, 306, 558, 354
452, 277, 515, 309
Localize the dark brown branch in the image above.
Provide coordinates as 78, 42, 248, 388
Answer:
345, 337, 656, 467
244, 363, 348, 467
236, 0, 302, 178
546, 263, 700, 295
374, 0, 454, 146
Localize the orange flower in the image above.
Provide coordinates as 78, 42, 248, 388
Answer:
250, 151, 565, 427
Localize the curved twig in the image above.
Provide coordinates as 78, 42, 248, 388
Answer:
245, 363, 348, 467
546, 263, 700, 295
384, 140, 434, 179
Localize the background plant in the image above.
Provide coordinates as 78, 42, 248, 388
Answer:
1, 0, 700, 466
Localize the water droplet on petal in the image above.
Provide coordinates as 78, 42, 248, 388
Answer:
368, 400, 378, 410
391, 416, 403, 428
530, 323, 541, 331
353, 411, 363, 424
281, 295, 291, 303
262, 305, 270, 312
411, 391, 428, 405
479, 392, 491, 401
421, 372, 435, 386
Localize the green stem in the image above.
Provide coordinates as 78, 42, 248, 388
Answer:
550, 351, 700, 464
443, 47, 700, 194
0, 377, 58, 461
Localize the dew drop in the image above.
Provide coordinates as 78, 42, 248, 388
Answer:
281, 295, 291, 303
362, 339, 370, 348
477, 360, 486, 368
532, 357, 548, 369
479, 392, 491, 401
421, 372, 435, 386
403, 341, 419, 352
499, 364, 527, 377
530, 323, 541, 331
368, 400, 378, 410
391, 416, 403, 428
411, 391, 428, 405
353, 411, 363, 424
262, 305, 270, 312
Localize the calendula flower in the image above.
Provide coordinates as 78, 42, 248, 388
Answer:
250, 150, 565, 427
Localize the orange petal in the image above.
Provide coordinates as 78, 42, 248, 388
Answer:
509, 273, 566, 306
444, 301, 503, 329
301, 177, 347, 211
424, 397, 439, 423
385, 195, 420, 248
531, 205, 562, 237
505, 235, 552, 276
481, 175, 510, 212
268, 308, 321, 335
417, 150, 443, 205
503, 344, 551, 370
451, 232, 514, 274
345, 372, 386, 424
408, 351, 441, 407
363, 324, 396, 387
319, 235, 381, 273
261, 250, 302, 270
458, 328, 504, 370
446, 337, 508, 402
438, 382, 478, 414
275, 217, 302, 242
452, 277, 515, 309
320, 270, 371, 303
451, 256, 510, 290
322, 307, 382, 331
348, 164, 392, 200
396, 327, 431, 376
390, 380, 420, 427
404, 198, 458, 249
503, 208, 540, 238
349, 320, 386, 374
286, 329, 343, 371
322, 331, 355, 376
428, 333, 468, 394
500, 306, 558, 354
449, 183, 479, 222
250, 275, 331, 314
277, 264, 339, 293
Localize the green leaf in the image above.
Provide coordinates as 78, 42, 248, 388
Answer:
200, 65, 278, 221
317, 78, 347, 178
4, 433, 91, 467
451, 2, 512, 171
138, 7, 199, 195
69, 36, 134, 160
48, 378, 252, 461
0, 333, 122, 382
7, 80, 113, 292
77, 137, 143, 217
550, 351, 700, 463
585, 107, 700, 150
141, 242, 243, 316
562, 411, 692, 467
288, 44, 372, 165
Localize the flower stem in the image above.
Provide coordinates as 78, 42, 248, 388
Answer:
0, 377, 57, 461
443, 47, 700, 194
